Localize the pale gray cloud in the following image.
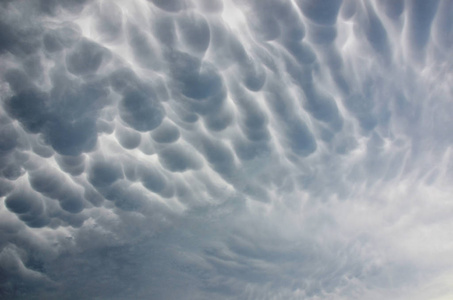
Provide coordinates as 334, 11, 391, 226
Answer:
1, 0, 453, 299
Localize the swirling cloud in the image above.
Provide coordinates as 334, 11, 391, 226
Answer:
1, 0, 453, 299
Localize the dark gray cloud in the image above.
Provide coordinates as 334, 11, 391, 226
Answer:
297, 0, 342, 25
119, 87, 165, 132
1, 0, 453, 299
151, 120, 181, 143
176, 12, 210, 54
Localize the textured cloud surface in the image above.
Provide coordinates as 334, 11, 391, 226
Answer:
1, 0, 453, 299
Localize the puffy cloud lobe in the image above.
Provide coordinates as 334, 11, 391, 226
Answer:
177, 62, 224, 101
4, 66, 111, 156
55, 154, 86, 176
119, 87, 165, 132
301, 82, 343, 130
29, 167, 85, 213
43, 117, 98, 156
197, 135, 237, 179
5, 192, 49, 228
231, 85, 270, 142
4, 88, 49, 134
153, 15, 177, 47
1, 0, 453, 299
265, 86, 317, 156
115, 123, 141, 149
158, 144, 203, 172
138, 164, 174, 198
238, 58, 267, 92
149, 0, 185, 13
66, 38, 110, 75
150, 120, 180, 143
0, 121, 18, 153
127, 24, 162, 70
360, 2, 391, 61
109, 67, 141, 94
95, 2, 123, 41
380, 0, 403, 20
88, 160, 123, 188
176, 12, 210, 54
5, 192, 40, 215
296, 0, 342, 26
406, 0, 440, 51
0, 12, 42, 56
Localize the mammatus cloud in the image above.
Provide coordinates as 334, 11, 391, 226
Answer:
1, 0, 453, 299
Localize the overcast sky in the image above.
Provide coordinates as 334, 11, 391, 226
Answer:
1, 0, 453, 299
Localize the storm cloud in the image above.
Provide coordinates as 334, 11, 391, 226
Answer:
1, 0, 453, 299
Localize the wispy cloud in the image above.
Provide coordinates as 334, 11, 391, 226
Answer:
1, 0, 453, 299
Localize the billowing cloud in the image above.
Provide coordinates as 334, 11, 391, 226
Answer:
1, 0, 453, 299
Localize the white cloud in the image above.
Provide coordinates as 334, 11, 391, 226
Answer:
1, 0, 453, 299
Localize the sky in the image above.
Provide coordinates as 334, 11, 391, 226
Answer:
1, 0, 453, 299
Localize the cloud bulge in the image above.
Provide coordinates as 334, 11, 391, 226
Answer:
1, 0, 453, 299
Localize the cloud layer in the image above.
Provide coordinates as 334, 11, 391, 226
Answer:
1, 0, 453, 299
